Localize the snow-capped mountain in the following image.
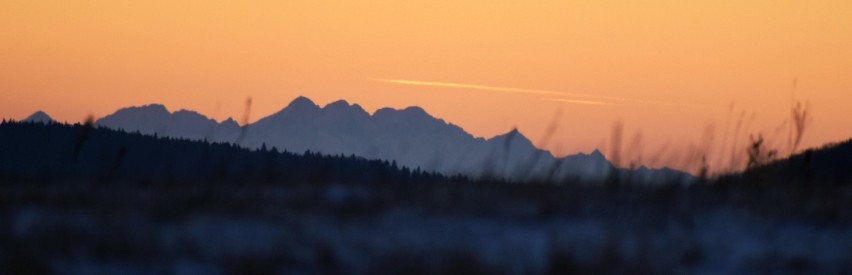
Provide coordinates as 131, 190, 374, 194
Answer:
92, 97, 692, 183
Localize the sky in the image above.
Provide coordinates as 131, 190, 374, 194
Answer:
2, 1, 851, 172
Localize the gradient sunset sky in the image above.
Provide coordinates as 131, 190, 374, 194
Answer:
2, 1, 851, 171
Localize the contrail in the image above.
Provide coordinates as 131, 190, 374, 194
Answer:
543, 98, 617, 106
371, 78, 564, 96
370, 78, 679, 106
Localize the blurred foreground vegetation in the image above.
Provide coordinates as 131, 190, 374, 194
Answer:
1, 121, 851, 274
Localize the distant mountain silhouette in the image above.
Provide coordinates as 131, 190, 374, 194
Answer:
97, 104, 241, 142
23, 111, 54, 124
92, 97, 692, 183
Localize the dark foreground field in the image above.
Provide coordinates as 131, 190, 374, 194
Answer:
2, 180, 851, 274
2, 122, 851, 274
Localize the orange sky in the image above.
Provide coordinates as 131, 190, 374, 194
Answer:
2, 1, 851, 173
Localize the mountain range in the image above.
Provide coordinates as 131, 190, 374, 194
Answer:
27, 97, 692, 183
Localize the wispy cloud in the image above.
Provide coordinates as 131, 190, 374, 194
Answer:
370, 78, 679, 106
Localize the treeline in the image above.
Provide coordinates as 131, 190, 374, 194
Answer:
2, 119, 849, 187
0, 121, 462, 185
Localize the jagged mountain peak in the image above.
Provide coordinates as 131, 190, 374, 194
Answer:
324, 100, 369, 116
564, 149, 609, 164
489, 128, 538, 151
490, 128, 529, 141
590, 149, 605, 159
222, 117, 238, 124
134, 104, 169, 112
96, 103, 243, 142
503, 128, 522, 136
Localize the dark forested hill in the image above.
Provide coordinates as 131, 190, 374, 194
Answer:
0, 121, 452, 185
719, 138, 852, 186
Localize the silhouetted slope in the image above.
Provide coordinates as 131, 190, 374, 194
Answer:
0, 121, 450, 185
722, 138, 852, 186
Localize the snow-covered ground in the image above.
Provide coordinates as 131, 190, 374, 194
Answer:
2, 182, 851, 274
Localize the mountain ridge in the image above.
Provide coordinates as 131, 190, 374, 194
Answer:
41, 97, 692, 183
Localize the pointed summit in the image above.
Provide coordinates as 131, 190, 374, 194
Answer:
491, 128, 525, 140
23, 111, 54, 124
287, 96, 318, 109
486, 128, 541, 158
490, 128, 534, 146
222, 117, 239, 125
279, 96, 320, 116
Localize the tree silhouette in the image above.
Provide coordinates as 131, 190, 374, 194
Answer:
0, 121, 460, 185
